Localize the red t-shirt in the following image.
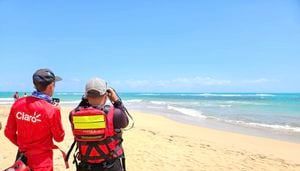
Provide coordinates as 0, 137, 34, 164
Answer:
5, 96, 65, 169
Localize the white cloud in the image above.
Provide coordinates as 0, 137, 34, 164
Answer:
115, 76, 232, 89
164, 77, 232, 87
124, 80, 151, 88
192, 77, 232, 86
242, 78, 274, 84
110, 76, 276, 91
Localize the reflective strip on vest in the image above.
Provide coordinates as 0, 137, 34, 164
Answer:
73, 115, 106, 129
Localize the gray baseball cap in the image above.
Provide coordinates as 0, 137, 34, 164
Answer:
85, 77, 107, 96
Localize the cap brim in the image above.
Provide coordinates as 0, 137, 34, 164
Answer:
85, 88, 107, 96
55, 76, 62, 82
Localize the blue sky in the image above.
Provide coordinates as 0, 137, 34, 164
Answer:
0, 0, 300, 92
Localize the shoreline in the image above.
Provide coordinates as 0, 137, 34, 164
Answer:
0, 106, 300, 170
2, 102, 300, 144
123, 110, 300, 170
129, 108, 300, 144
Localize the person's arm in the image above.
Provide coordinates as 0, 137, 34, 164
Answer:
49, 107, 65, 142
113, 100, 129, 129
4, 106, 18, 146
106, 88, 129, 129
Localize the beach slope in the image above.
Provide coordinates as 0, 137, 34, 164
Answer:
0, 106, 299, 171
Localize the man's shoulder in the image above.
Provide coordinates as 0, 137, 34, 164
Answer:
12, 96, 34, 107
70, 105, 112, 115
69, 107, 78, 115
27, 97, 60, 113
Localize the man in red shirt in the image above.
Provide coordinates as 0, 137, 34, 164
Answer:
5, 68, 65, 171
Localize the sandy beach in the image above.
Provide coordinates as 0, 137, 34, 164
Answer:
0, 105, 300, 171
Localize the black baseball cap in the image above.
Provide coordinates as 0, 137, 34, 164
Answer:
33, 68, 62, 86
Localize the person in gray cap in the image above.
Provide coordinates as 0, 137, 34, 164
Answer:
4, 68, 65, 171
68, 77, 128, 171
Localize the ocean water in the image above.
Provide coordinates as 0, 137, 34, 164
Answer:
1, 92, 300, 142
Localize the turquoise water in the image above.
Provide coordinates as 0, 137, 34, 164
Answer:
1, 92, 300, 137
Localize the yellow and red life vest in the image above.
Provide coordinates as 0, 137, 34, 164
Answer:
70, 106, 123, 164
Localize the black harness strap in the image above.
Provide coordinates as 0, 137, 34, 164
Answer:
121, 157, 126, 171
66, 140, 76, 162
105, 135, 124, 157
81, 142, 94, 162
114, 139, 124, 157
73, 150, 79, 168
93, 142, 110, 161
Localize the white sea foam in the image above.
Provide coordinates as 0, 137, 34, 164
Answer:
218, 94, 242, 97
167, 105, 207, 119
223, 119, 300, 133
177, 93, 203, 96
55, 92, 83, 96
225, 101, 267, 106
60, 100, 81, 104
124, 99, 143, 103
0, 98, 14, 105
0, 98, 14, 101
56, 92, 69, 95
219, 104, 232, 108
138, 93, 158, 96
137, 93, 276, 98
197, 93, 243, 97
255, 94, 276, 97
176, 93, 214, 97
72, 92, 83, 95
179, 93, 276, 97
150, 101, 167, 105
200, 93, 215, 96
146, 106, 163, 109
0, 102, 13, 105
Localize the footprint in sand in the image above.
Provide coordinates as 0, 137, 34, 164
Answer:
140, 128, 157, 135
